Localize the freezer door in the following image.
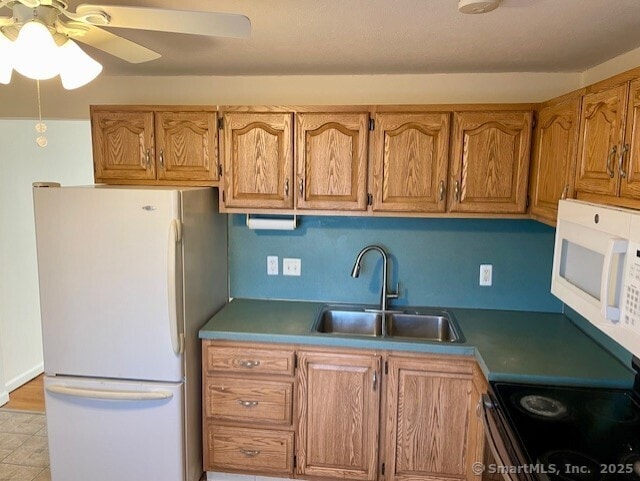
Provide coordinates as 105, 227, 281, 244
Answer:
45, 376, 188, 481
34, 186, 184, 381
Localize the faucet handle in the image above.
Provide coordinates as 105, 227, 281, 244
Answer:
387, 282, 400, 300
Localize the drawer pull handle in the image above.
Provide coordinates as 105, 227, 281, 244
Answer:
238, 360, 261, 368
240, 449, 261, 457
238, 400, 259, 408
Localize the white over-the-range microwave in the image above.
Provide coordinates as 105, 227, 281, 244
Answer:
552, 199, 640, 357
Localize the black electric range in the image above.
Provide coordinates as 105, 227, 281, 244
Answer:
485, 357, 640, 481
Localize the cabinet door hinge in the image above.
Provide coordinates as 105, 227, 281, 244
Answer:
381, 463, 385, 475
218, 117, 224, 130
293, 455, 297, 468
294, 353, 298, 369
367, 193, 373, 206
217, 164, 222, 177
384, 360, 388, 375
531, 113, 537, 130
369, 118, 375, 131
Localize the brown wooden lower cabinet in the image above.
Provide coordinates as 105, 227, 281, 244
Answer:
384, 355, 486, 481
202, 340, 487, 481
205, 424, 294, 475
202, 341, 297, 475
296, 351, 381, 481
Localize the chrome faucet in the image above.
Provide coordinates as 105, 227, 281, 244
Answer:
350, 245, 399, 313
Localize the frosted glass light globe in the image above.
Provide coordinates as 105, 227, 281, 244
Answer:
0, 33, 14, 84
58, 39, 102, 89
13, 21, 59, 80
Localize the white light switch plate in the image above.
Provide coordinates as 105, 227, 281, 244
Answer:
283, 258, 301, 276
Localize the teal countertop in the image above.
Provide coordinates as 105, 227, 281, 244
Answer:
199, 298, 634, 388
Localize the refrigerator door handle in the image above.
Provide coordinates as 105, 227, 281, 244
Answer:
46, 385, 174, 401
168, 219, 184, 355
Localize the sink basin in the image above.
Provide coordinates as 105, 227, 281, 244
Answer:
387, 312, 462, 342
312, 306, 463, 342
314, 308, 382, 336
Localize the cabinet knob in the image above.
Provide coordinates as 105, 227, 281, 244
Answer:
619, 144, 630, 179
299, 178, 304, 197
159, 148, 165, 169
238, 400, 259, 408
561, 185, 569, 200
606, 145, 617, 178
145, 149, 151, 169
284, 178, 290, 197
438, 180, 446, 202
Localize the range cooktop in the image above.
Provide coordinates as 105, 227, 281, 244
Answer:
492, 381, 640, 481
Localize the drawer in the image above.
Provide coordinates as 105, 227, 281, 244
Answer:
205, 344, 295, 375
205, 424, 294, 474
205, 377, 293, 425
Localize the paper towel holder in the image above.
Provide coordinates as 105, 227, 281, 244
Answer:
246, 214, 298, 231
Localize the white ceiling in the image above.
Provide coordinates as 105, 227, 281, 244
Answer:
53, 0, 640, 76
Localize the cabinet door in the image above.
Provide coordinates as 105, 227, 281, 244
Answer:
575, 85, 628, 197
449, 111, 532, 213
296, 351, 380, 481
371, 113, 450, 213
222, 112, 294, 209
385, 356, 482, 481
620, 79, 640, 200
529, 96, 581, 223
296, 113, 369, 211
91, 110, 155, 181
155, 111, 218, 182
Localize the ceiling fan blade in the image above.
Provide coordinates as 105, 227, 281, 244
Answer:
75, 4, 251, 39
75, 26, 161, 63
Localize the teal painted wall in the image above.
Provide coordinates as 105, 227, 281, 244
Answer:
564, 306, 632, 367
229, 215, 563, 313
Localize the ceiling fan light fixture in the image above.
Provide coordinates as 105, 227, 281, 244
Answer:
58, 39, 102, 89
458, 0, 501, 14
12, 20, 59, 80
0, 33, 14, 84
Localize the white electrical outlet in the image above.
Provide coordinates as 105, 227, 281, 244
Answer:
479, 264, 492, 286
267, 256, 279, 276
283, 258, 301, 276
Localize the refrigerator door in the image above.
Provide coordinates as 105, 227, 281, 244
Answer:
34, 186, 184, 382
45, 376, 185, 481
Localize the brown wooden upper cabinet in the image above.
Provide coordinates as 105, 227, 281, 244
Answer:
91, 107, 219, 184
296, 113, 369, 211
371, 113, 451, 213
449, 111, 533, 214
221, 112, 294, 209
221, 110, 369, 212
529, 95, 581, 224
575, 79, 640, 205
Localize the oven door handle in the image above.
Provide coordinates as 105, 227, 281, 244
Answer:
481, 393, 530, 481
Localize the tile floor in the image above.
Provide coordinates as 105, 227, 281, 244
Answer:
0, 409, 49, 481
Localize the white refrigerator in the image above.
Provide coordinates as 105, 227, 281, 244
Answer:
33, 184, 227, 481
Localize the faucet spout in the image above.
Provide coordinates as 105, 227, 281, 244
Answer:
350, 245, 399, 314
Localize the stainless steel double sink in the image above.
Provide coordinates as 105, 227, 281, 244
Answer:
312, 305, 464, 342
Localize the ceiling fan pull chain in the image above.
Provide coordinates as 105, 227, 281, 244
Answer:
35, 80, 48, 148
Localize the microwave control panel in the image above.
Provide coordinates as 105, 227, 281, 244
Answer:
622, 242, 640, 331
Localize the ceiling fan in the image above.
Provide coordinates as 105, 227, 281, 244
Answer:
0, 0, 252, 64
